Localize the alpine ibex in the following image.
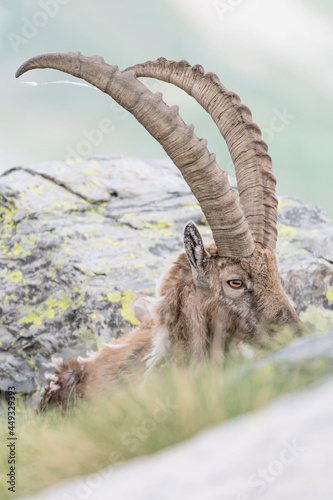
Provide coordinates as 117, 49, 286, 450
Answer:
16, 53, 302, 410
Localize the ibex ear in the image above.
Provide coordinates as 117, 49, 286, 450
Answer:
184, 222, 210, 283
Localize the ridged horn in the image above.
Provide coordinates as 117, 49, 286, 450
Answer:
15, 51, 255, 258
125, 58, 278, 250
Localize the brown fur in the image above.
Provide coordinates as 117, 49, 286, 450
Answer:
38, 228, 302, 411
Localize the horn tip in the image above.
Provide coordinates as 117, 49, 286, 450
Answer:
15, 51, 84, 79
15, 62, 30, 79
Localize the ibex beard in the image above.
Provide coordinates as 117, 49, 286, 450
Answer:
15, 53, 303, 411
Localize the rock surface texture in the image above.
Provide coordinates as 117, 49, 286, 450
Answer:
1, 156, 333, 394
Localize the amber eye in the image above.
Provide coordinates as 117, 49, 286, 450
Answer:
227, 280, 244, 289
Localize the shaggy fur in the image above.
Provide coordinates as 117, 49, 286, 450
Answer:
38, 223, 301, 411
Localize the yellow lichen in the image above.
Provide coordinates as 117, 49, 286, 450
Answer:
145, 221, 172, 230
30, 184, 43, 195
120, 290, 140, 325
75, 323, 96, 348
326, 289, 333, 302
87, 206, 106, 215
278, 199, 295, 209
7, 270, 23, 283
84, 169, 99, 175
300, 305, 333, 332
19, 313, 44, 328
18, 297, 75, 329
278, 225, 298, 239
13, 242, 26, 256
181, 202, 200, 209
44, 297, 72, 311
67, 158, 83, 163
107, 291, 122, 302
26, 355, 35, 368
11, 236, 34, 257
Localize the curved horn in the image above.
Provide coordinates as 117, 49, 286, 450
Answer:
124, 58, 278, 250
16, 52, 255, 258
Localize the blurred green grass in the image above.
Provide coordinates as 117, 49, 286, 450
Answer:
1, 334, 332, 499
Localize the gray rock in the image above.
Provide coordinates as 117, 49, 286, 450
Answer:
256, 330, 333, 368
19, 374, 333, 500
277, 197, 333, 327
1, 156, 333, 395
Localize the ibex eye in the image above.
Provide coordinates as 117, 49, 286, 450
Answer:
228, 280, 243, 289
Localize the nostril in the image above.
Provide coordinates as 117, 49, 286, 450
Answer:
276, 308, 284, 320
283, 307, 304, 334
275, 305, 303, 330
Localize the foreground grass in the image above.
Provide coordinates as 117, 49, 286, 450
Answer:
0, 341, 332, 499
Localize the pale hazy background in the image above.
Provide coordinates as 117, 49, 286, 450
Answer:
1, 0, 332, 216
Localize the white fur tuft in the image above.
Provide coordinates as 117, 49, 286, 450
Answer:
143, 325, 170, 370
51, 357, 63, 369
104, 343, 127, 349
45, 372, 59, 382
49, 381, 60, 392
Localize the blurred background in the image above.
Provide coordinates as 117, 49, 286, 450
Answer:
1, 0, 332, 216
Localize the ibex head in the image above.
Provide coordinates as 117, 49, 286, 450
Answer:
182, 223, 300, 348
16, 53, 302, 372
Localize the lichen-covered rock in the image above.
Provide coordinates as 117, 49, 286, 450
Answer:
277, 197, 333, 329
1, 156, 333, 395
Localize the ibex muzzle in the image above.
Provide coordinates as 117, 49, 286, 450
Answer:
15, 53, 302, 410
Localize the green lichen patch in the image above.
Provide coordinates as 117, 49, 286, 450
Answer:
18, 295, 76, 330
278, 224, 298, 240
120, 289, 140, 325
300, 305, 333, 332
